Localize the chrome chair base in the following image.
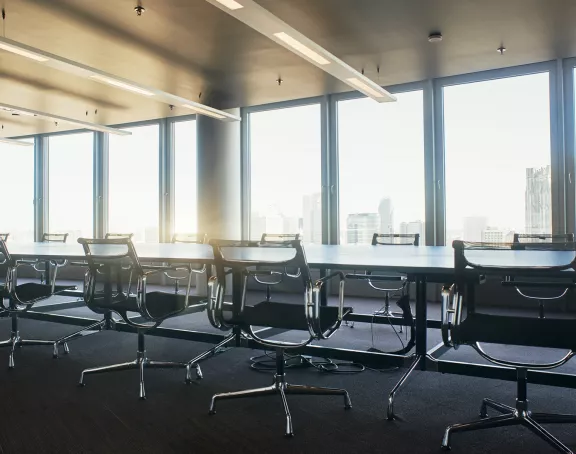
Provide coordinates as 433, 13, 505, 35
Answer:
209, 349, 351, 437
0, 314, 106, 368
79, 331, 202, 400
442, 397, 576, 453
387, 354, 421, 420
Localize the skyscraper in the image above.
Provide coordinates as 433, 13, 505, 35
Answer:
347, 213, 379, 244
378, 198, 394, 234
463, 216, 488, 241
525, 165, 551, 234
400, 220, 424, 238
302, 193, 322, 243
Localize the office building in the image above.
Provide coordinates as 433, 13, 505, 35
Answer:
378, 198, 394, 234
462, 216, 488, 242
347, 213, 380, 244
302, 193, 322, 243
482, 228, 514, 243
525, 165, 552, 234
400, 220, 424, 237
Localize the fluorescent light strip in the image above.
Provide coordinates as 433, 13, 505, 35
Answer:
182, 104, 226, 119
346, 77, 389, 99
0, 138, 33, 147
215, 0, 244, 10
90, 75, 154, 96
273, 32, 330, 65
0, 102, 130, 136
0, 37, 240, 122
0, 41, 49, 62
205, 0, 396, 103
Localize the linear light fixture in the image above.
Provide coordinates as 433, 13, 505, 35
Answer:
0, 103, 131, 136
0, 137, 33, 146
204, 0, 396, 103
0, 36, 240, 122
182, 104, 226, 119
90, 75, 155, 96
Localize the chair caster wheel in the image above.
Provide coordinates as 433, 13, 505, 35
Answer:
78, 383, 85, 387
139, 396, 146, 401
53, 354, 58, 359
284, 433, 294, 438
441, 445, 451, 451
345, 404, 352, 410
185, 379, 191, 385
209, 410, 216, 415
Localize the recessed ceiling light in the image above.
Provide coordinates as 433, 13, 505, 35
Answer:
215, 0, 244, 9
90, 75, 154, 96
273, 32, 330, 65
0, 41, 48, 62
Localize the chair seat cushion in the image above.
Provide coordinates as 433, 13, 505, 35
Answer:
240, 301, 352, 332
458, 313, 576, 350
92, 292, 206, 320
14, 283, 76, 303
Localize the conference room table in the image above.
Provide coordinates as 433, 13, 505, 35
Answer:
4, 241, 576, 418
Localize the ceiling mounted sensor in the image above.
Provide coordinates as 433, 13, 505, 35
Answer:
428, 32, 443, 43
205, 0, 396, 103
0, 137, 33, 146
0, 103, 131, 135
0, 37, 240, 122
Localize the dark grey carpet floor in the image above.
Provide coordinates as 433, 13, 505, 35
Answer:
0, 290, 574, 453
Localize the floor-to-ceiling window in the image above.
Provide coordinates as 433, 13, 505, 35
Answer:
443, 72, 552, 243
0, 139, 34, 242
108, 124, 159, 242
248, 103, 322, 242
173, 119, 197, 235
48, 132, 93, 241
337, 89, 425, 244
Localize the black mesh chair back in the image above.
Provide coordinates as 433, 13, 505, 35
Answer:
255, 233, 301, 301
165, 233, 208, 289
440, 240, 576, 450
105, 233, 134, 240
208, 238, 348, 345
372, 233, 419, 246
172, 233, 207, 244
42, 233, 68, 243
513, 233, 574, 243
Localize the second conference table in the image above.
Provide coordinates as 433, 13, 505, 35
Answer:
4, 241, 576, 418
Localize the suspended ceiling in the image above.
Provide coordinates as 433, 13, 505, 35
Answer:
1, 0, 576, 136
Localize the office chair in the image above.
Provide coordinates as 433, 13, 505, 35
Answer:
512, 233, 575, 319
440, 240, 576, 453
21, 233, 69, 285
345, 233, 419, 336
253, 233, 301, 302
0, 238, 77, 367
77, 237, 207, 399
0, 233, 8, 242
207, 238, 352, 437
164, 233, 208, 293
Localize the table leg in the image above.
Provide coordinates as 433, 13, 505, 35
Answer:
319, 268, 327, 307
415, 275, 427, 370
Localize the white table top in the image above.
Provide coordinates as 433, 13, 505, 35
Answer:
4, 242, 576, 276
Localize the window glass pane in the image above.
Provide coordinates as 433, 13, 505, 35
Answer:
174, 120, 197, 234
48, 133, 93, 241
338, 91, 425, 244
249, 104, 322, 242
109, 124, 159, 242
444, 72, 551, 243
0, 140, 34, 241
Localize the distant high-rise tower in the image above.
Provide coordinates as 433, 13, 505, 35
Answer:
378, 198, 394, 234
525, 166, 551, 234
302, 193, 322, 243
400, 220, 424, 238
463, 216, 488, 241
347, 213, 380, 244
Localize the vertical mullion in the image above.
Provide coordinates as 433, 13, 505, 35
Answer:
432, 80, 446, 246
34, 135, 48, 241
550, 59, 565, 235
93, 131, 108, 238
423, 79, 436, 246
321, 95, 335, 245
240, 108, 251, 240
159, 118, 172, 243
563, 58, 575, 235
